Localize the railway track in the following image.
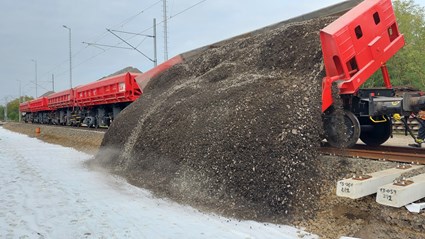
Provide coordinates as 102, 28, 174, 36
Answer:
320, 144, 425, 164
21, 123, 107, 133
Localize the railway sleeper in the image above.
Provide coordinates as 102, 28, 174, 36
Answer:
377, 173, 425, 208
337, 164, 423, 199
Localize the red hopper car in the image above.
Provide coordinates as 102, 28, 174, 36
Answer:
21, 72, 142, 128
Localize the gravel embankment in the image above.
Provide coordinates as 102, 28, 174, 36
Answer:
3, 122, 104, 155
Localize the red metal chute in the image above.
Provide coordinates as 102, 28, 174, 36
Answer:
320, 0, 405, 112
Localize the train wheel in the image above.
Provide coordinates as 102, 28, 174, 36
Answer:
359, 116, 392, 147
324, 110, 360, 148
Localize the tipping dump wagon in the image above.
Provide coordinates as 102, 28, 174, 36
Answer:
321, 0, 425, 147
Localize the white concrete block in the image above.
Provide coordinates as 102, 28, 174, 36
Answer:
377, 173, 425, 208
336, 165, 423, 199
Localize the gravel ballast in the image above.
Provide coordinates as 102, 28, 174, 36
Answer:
94, 17, 333, 222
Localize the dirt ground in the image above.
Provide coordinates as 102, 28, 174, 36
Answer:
2, 122, 103, 155
3, 123, 425, 238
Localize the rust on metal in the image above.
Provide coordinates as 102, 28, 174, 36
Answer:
396, 164, 412, 169
352, 175, 373, 180
320, 144, 425, 165
393, 180, 414, 186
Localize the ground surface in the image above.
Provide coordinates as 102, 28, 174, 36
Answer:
4, 123, 425, 238
3, 122, 103, 155
0, 127, 316, 239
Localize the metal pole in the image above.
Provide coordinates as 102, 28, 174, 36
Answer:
63, 25, 72, 89
4, 98, 8, 121
153, 18, 158, 67
163, 0, 168, 60
18, 80, 21, 122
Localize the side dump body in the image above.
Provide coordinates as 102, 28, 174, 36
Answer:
74, 72, 142, 107
321, 0, 405, 112
47, 89, 74, 109
19, 102, 29, 112
28, 98, 50, 112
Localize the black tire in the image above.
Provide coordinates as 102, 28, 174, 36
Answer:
359, 116, 392, 147
324, 110, 361, 148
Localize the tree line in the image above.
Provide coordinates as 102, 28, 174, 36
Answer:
0, 97, 33, 121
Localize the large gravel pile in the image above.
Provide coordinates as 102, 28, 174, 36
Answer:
94, 17, 335, 222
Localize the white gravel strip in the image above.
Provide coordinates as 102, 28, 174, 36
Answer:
0, 127, 316, 239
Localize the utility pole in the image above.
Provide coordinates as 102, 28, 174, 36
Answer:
63, 25, 73, 89
163, 0, 168, 60
4, 97, 8, 121
31, 59, 38, 97
153, 18, 158, 67
17, 80, 21, 122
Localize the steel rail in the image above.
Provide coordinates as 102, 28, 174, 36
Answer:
320, 144, 425, 164
15, 122, 107, 133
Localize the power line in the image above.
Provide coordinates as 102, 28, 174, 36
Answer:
135, 36, 149, 48
169, 0, 207, 19
42, 0, 209, 83
130, 0, 209, 41
118, 0, 162, 28
82, 42, 134, 50
106, 29, 155, 63
71, 0, 209, 69
39, 1, 162, 79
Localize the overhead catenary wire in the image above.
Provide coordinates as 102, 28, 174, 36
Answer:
121, 0, 209, 43
39, 0, 208, 89
71, 0, 209, 71
38, 0, 162, 79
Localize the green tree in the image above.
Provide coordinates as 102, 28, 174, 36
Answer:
0, 96, 33, 121
7, 98, 20, 121
0, 105, 4, 121
364, 0, 425, 90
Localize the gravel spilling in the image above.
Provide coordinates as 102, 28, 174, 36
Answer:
94, 17, 335, 222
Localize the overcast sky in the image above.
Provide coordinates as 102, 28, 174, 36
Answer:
1, 0, 424, 102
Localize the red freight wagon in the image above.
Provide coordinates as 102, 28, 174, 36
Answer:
74, 72, 142, 107
47, 89, 74, 109
19, 101, 30, 113
28, 97, 50, 112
